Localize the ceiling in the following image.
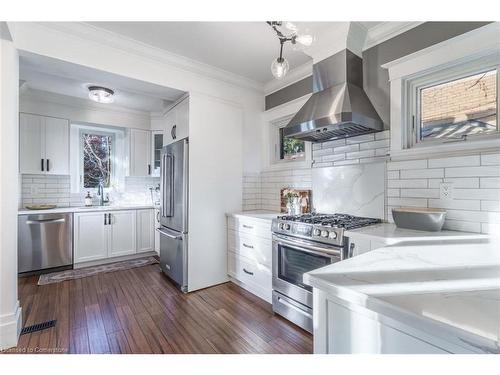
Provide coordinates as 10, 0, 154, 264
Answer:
87, 22, 383, 83
19, 52, 186, 113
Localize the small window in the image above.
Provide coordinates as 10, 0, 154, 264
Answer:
279, 127, 305, 161
82, 132, 113, 188
416, 68, 498, 143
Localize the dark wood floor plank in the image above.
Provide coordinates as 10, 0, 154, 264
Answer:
12, 266, 312, 354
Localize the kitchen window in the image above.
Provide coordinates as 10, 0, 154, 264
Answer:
405, 56, 500, 151
81, 132, 114, 188
270, 115, 309, 166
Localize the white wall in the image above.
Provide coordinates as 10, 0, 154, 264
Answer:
0, 39, 22, 350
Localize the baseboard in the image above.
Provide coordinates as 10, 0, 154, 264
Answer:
0, 301, 22, 351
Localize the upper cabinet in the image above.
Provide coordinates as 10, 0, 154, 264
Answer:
164, 97, 189, 145
151, 131, 164, 177
19, 113, 69, 175
129, 128, 151, 177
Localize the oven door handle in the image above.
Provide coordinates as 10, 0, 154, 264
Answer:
274, 234, 340, 256
273, 234, 341, 257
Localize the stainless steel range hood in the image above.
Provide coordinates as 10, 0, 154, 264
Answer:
283, 49, 383, 142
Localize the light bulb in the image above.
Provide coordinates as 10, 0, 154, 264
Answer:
295, 34, 314, 46
271, 57, 289, 79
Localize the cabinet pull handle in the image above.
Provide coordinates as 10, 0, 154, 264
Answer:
171, 125, 177, 140
41, 159, 44, 172
46, 159, 50, 172
348, 243, 355, 259
108, 213, 112, 225
242, 243, 254, 249
242, 224, 253, 229
104, 213, 107, 225
243, 268, 254, 276
148, 164, 151, 175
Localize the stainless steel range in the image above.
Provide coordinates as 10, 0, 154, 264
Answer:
272, 213, 381, 332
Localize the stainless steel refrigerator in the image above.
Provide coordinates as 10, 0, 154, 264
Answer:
158, 138, 189, 292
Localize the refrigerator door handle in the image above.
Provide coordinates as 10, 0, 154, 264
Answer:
162, 153, 174, 218
156, 227, 183, 240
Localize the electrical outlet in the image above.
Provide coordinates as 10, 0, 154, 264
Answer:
440, 182, 454, 201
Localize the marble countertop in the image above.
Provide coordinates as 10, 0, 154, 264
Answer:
18, 204, 156, 215
226, 211, 280, 222
304, 238, 500, 354
345, 223, 488, 244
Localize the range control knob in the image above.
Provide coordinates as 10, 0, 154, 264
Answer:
321, 230, 329, 238
329, 231, 338, 239
313, 228, 321, 236
284, 224, 291, 230
279, 223, 284, 230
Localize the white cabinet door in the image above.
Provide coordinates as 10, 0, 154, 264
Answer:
44, 116, 70, 175
151, 131, 164, 177
19, 113, 44, 174
74, 212, 108, 263
108, 210, 136, 257
163, 108, 176, 145
174, 97, 189, 141
136, 209, 154, 253
129, 129, 151, 176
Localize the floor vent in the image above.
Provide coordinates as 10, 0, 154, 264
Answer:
20, 320, 57, 335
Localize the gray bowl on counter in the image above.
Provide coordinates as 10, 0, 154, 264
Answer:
392, 207, 447, 231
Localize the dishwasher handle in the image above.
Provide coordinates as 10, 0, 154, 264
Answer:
26, 218, 66, 225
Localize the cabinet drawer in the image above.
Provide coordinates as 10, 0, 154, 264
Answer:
227, 252, 271, 294
227, 229, 271, 267
227, 216, 272, 240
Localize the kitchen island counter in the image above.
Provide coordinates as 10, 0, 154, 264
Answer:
304, 238, 500, 354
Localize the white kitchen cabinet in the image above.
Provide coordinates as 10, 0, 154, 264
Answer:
163, 97, 189, 145
108, 210, 136, 257
129, 129, 151, 176
347, 234, 387, 257
74, 209, 155, 265
19, 113, 69, 175
137, 209, 155, 253
151, 131, 164, 177
74, 212, 108, 263
227, 215, 273, 302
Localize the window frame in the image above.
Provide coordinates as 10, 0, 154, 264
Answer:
406, 56, 500, 149
79, 129, 116, 190
270, 114, 309, 166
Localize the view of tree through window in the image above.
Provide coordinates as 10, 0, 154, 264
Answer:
83, 133, 112, 188
280, 127, 305, 160
420, 69, 497, 141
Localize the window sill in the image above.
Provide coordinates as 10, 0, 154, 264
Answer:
390, 138, 500, 161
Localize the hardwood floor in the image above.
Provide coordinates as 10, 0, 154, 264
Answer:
6, 264, 312, 354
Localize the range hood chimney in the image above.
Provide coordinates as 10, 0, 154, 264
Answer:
283, 47, 384, 142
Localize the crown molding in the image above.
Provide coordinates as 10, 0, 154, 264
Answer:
16, 22, 264, 94
363, 22, 424, 51
264, 60, 313, 95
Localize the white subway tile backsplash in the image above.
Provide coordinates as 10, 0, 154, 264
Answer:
388, 179, 427, 188
445, 166, 500, 177
443, 219, 481, 233
481, 200, 500, 212
453, 188, 500, 200
400, 168, 444, 179
481, 223, 500, 234
387, 189, 400, 197
375, 130, 390, 140
346, 149, 375, 160
334, 159, 359, 166
387, 160, 427, 170
387, 197, 428, 207
428, 155, 480, 168
400, 189, 440, 198
333, 144, 359, 154
387, 170, 399, 179
442, 178, 479, 188
480, 177, 500, 188
428, 198, 480, 211
359, 139, 390, 150
346, 133, 375, 144
481, 153, 500, 165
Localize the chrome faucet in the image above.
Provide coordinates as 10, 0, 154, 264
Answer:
97, 179, 109, 206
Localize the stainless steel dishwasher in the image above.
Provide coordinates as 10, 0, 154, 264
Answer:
18, 213, 73, 273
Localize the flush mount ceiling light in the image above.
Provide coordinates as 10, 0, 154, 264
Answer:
267, 21, 314, 80
88, 86, 115, 104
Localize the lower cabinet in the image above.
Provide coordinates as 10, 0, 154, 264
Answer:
154, 208, 160, 255
74, 208, 154, 265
